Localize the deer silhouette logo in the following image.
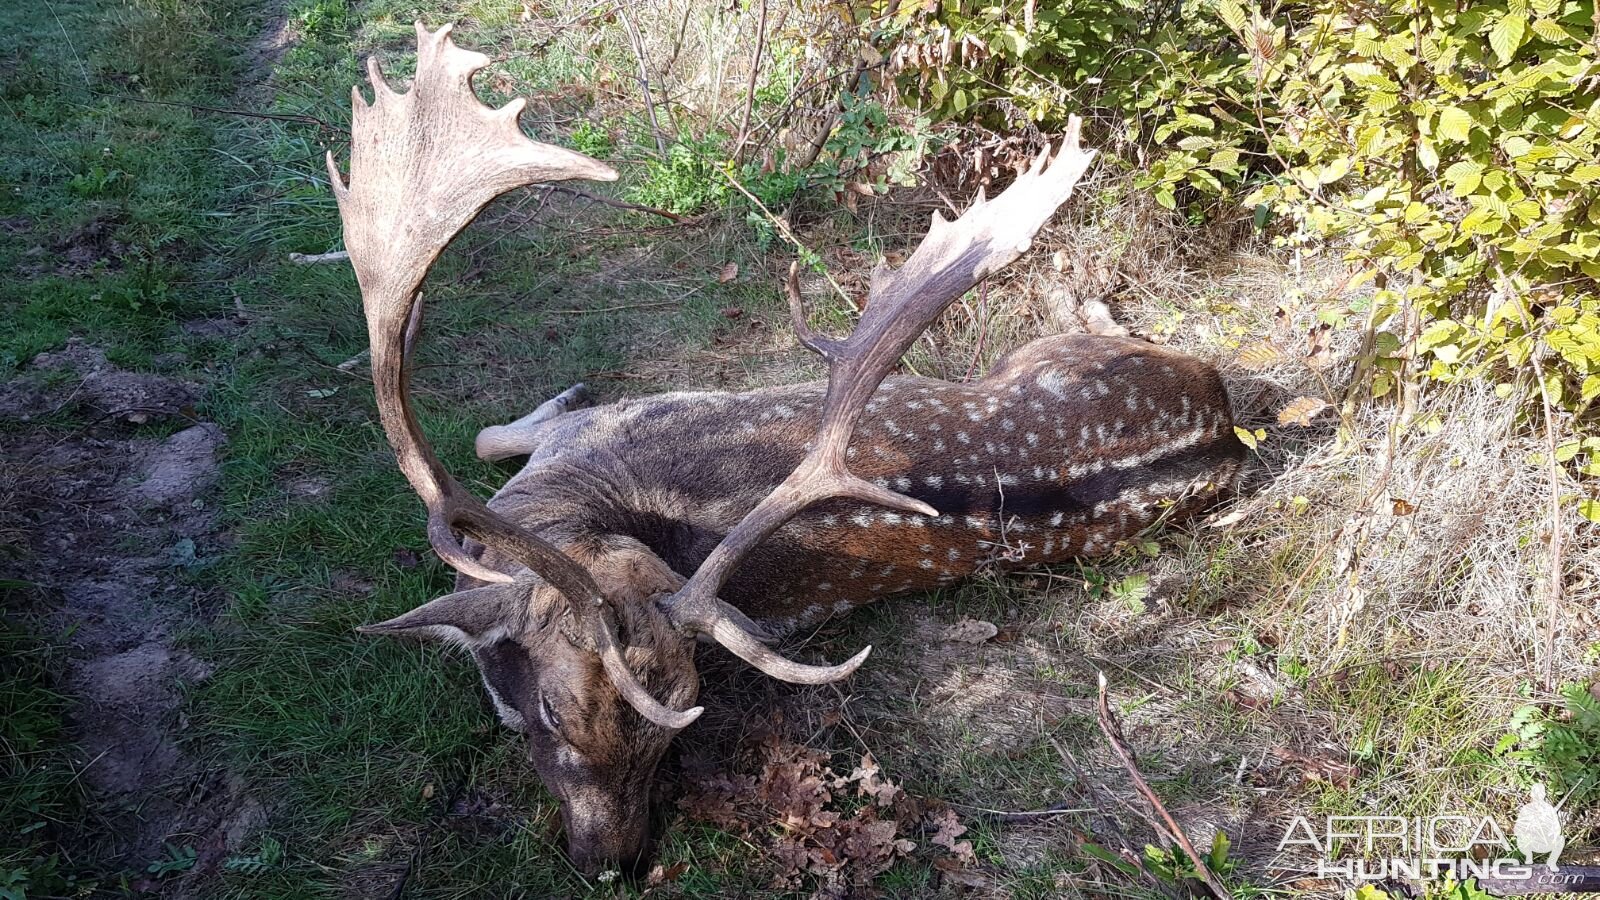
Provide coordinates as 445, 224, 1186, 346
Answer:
1514, 783, 1565, 871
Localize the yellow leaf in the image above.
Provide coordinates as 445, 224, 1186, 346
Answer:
1233, 426, 1259, 451
1443, 159, 1483, 196
1569, 164, 1600, 184
1437, 106, 1473, 143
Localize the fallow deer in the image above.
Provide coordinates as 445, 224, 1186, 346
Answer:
328, 23, 1244, 875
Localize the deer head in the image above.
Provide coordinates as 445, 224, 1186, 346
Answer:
330, 22, 1095, 873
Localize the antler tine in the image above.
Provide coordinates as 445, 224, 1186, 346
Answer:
664, 120, 1098, 682
331, 22, 701, 730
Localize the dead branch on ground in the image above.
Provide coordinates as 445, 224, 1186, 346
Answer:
1096, 672, 1234, 900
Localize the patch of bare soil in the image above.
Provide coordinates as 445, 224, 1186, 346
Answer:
235, 2, 293, 109
0, 344, 263, 880
11, 216, 131, 279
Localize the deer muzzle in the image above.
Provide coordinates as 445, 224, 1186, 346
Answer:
558, 784, 653, 878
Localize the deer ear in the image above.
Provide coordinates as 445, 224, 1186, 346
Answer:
358, 583, 525, 646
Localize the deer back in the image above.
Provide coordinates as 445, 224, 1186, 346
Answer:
481, 333, 1243, 632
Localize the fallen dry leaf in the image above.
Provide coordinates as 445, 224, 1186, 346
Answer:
1277, 395, 1330, 426
929, 807, 976, 865
1207, 507, 1251, 528
837, 754, 902, 807
1305, 322, 1334, 368
934, 857, 997, 888
717, 261, 738, 284
678, 731, 921, 888
1237, 342, 1284, 370
647, 861, 689, 886
1273, 746, 1358, 789
940, 618, 998, 644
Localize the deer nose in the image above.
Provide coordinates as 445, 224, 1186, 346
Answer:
560, 792, 653, 878
568, 841, 651, 881
565, 829, 652, 880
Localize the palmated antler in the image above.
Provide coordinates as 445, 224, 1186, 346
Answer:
660, 120, 1098, 681
328, 22, 699, 729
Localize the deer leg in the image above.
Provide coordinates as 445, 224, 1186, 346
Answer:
1044, 288, 1130, 338
1077, 297, 1130, 337
475, 383, 591, 462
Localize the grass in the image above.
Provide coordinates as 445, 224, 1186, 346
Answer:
1, 0, 1597, 896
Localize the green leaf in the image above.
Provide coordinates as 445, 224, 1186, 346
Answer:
1530, 17, 1577, 42
1217, 0, 1247, 32
1579, 498, 1600, 523
1209, 830, 1232, 871
1569, 165, 1600, 184
1438, 106, 1473, 143
1443, 159, 1484, 196
1319, 156, 1352, 185
1490, 13, 1528, 64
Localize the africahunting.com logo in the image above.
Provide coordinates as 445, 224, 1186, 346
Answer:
1278, 785, 1598, 890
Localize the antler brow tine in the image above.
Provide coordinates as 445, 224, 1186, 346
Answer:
331, 22, 700, 730
663, 121, 1098, 683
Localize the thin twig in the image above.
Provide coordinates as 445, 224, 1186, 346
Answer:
122, 95, 345, 134
732, 0, 768, 164
1046, 735, 1186, 900
719, 168, 853, 308
1095, 673, 1233, 900
963, 281, 990, 383
1498, 265, 1564, 691
954, 799, 1094, 823
542, 184, 690, 222
617, 5, 669, 160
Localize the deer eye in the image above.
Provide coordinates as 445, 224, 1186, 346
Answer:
537, 692, 563, 734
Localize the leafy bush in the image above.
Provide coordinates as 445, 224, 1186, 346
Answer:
1231, 0, 1600, 429
870, 0, 1600, 514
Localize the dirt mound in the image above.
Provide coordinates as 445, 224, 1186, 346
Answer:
0, 345, 260, 874
0, 340, 198, 424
